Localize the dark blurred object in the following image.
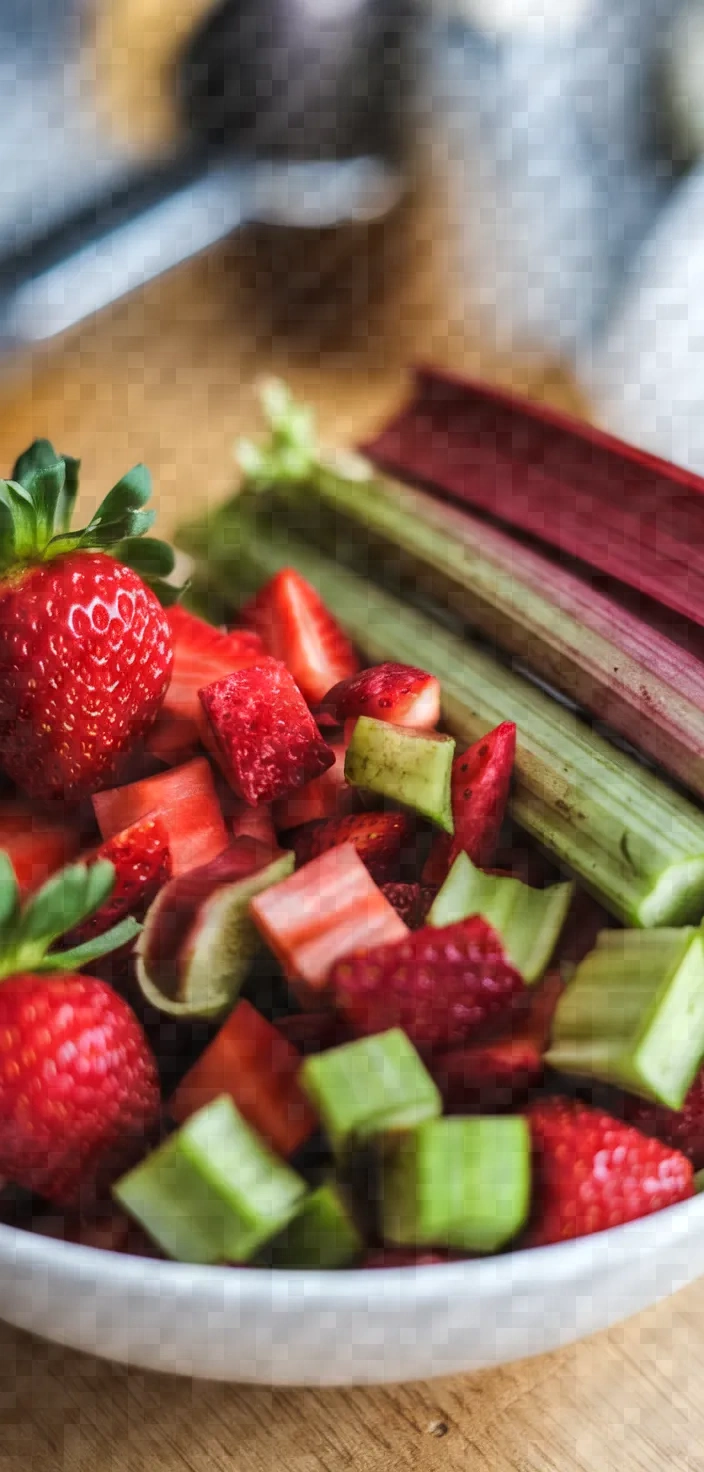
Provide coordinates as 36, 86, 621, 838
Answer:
0, 0, 421, 362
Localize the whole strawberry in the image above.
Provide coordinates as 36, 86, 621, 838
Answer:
0, 855, 160, 1206
0, 441, 175, 799
524, 1098, 693, 1248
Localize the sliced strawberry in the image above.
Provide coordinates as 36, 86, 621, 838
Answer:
433, 1036, 543, 1114
65, 814, 172, 945
332, 915, 526, 1053
198, 659, 335, 806
524, 1098, 694, 1247
293, 811, 416, 884
93, 756, 229, 876
149, 606, 265, 761
273, 743, 360, 830
0, 799, 85, 895
380, 882, 427, 928
423, 722, 516, 884
318, 662, 440, 730
596, 1066, 704, 1172
169, 999, 317, 1157
250, 842, 408, 1005
240, 568, 359, 705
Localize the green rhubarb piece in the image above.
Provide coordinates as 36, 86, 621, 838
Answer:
695, 1169, 704, 1195
300, 1029, 442, 1156
344, 717, 455, 833
379, 1116, 531, 1254
135, 851, 295, 1020
428, 851, 574, 983
113, 1095, 306, 1264
547, 928, 704, 1109
175, 516, 704, 930
261, 1181, 364, 1268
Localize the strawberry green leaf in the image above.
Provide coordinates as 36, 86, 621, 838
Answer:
30, 462, 67, 547
12, 439, 62, 488
0, 852, 19, 931
55, 454, 80, 533
0, 481, 37, 562
115, 537, 176, 578
16, 860, 116, 949
40, 915, 142, 971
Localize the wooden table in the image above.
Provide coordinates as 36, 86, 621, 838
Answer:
1, 195, 703, 1472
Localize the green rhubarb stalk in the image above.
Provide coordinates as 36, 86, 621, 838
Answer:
547, 928, 704, 1109
227, 380, 704, 803
261, 1181, 364, 1268
345, 717, 455, 832
176, 514, 704, 930
428, 851, 574, 983
300, 1029, 442, 1157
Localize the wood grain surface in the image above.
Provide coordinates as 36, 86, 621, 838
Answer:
0, 184, 700, 1472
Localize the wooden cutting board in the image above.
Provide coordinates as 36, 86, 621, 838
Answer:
0, 181, 701, 1472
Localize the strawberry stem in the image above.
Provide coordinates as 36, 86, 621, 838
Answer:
0, 857, 142, 982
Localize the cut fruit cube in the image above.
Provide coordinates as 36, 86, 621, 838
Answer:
0, 800, 85, 896
136, 847, 295, 1019
199, 659, 335, 806
249, 842, 408, 1004
300, 1028, 441, 1155
261, 1181, 363, 1268
228, 798, 280, 853
428, 851, 574, 983
66, 814, 172, 945
273, 744, 360, 830
114, 1095, 307, 1264
317, 662, 440, 730
168, 999, 317, 1157
345, 718, 455, 833
380, 881, 433, 929
432, 1036, 544, 1114
93, 757, 229, 876
423, 723, 516, 885
240, 567, 360, 705
292, 810, 416, 884
161, 606, 265, 729
379, 1116, 531, 1254
331, 915, 526, 1053
547, 928, 704, 1110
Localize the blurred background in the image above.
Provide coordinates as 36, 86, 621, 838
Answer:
1, 0, 704, 503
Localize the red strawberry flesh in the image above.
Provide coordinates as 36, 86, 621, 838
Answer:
332, 915, 526, 1053
240, 568, 359, 705
199, 659, 335, 806
0, 800, 85, 896
293, 810, 416, 883
424, 721, 516, 884
93, 756, 229, 876
318, 662, 440, 730
524, 1097, 694, 1247
65, 814, 172, 946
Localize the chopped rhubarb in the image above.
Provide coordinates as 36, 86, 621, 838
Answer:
249, 842, 408, 1004
199, 659, 335, 806
229, 798, 280, 853
240, 567, 359, 705
317, 662, 440, 730
65, 814, 171, 944
363, 363, 704, 632
93, 756, 229, 876
273, 743, 360, 830
169, 999, 317, 1157
0, 800, 84, 896
424, 722, 516, 885
292, 810, 416, 883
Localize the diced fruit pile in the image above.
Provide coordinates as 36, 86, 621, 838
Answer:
0, 434, 702, 1272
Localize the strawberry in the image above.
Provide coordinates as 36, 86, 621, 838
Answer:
597, 1069, 704, 1172
198, 659, 335, 806
317, 662, 440, 730
379, 882, 430, 929
275, 1010, 351, 1056
0, 798, 85, 895
332, 915, 526, 1053
292, 811, 416, 883
93, 757, 229, 876
147, 606, 265, 763
523, 1098, 694, 1248
65, 815, 172, 945
0, 856, 160, 1206
423, 722, 516, 884
273, 743, 360, 830
240, 568, 359, 705
431, 970, 562, 1112
0, 443, 176, 800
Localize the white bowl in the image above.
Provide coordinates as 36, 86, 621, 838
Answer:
2, 1196, 704, 1385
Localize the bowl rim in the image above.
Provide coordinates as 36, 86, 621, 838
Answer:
2, 1190, 703, 1304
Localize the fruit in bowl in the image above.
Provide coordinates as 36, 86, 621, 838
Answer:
4, 379, 704, 1384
